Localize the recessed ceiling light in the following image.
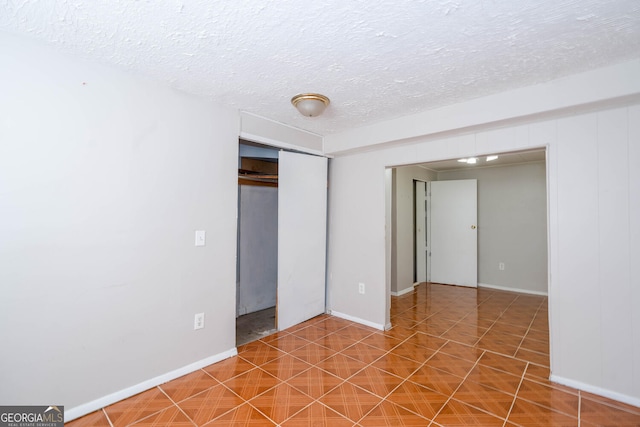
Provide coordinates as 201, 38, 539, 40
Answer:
457, 157, 478, 164
486, 155, 499, 161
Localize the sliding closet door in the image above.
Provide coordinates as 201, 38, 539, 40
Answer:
277, 151, 328, 330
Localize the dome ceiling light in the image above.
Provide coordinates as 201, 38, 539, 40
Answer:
291, 93, 330, 117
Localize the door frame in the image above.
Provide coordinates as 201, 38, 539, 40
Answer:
384, 147, 549, 328
414, 180, 428, 283
236, 137, 329, 340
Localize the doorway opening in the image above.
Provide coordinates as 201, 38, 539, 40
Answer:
236, 140, 279, 345
235, 139, 329, 346
388, 148, 548, 309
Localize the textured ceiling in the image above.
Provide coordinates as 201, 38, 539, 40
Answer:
2, 0, 640, 136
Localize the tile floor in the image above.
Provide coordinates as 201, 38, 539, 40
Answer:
67, 283, 640, 426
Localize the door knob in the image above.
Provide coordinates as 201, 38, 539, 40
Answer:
471, 225, 476, 229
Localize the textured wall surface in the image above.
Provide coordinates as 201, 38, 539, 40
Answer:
2, 0, 639, 135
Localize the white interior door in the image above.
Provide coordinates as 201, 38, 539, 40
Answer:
430, 179, 477, 287
415, 181, 427, 283
277, 151, 328, 330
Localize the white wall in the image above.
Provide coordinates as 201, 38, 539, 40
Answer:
327, 152, 389, 329
438, 162, 548, 294
238, 185, 278, 316
390, 166, 436, 294
0, 33, 239, 416
550, 106, 639, 403
327, 105, 640, 405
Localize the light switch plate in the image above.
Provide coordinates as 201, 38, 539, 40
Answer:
195, 230, 206, 246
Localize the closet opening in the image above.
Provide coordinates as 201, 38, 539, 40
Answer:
236, 140, 279, 345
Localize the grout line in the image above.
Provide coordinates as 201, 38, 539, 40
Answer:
428, 348, 487, 423
584, 394, 640, 417
455, 291, 520, 351
156, 385, 198, 426
515, 296, 545, 355
578, 390, 582, 426
351, 337, 442, 425
215, 380, 271, 423
244, 400, 282, 426
288, 316, 437, 425
274, 327, 382, 424
117, 386, 183, 427
101, 408, 114, 427
503, 361, 527, 426
199, 366, 224, 384
512, 300, 552, 370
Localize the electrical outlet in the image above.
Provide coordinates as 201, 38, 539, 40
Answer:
194, 313, 205, 330
499, 262, 505, 271
358, 282, 365, 294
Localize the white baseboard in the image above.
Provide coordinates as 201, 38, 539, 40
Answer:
65, 348, 238, 422
549, 374, 640, 408
329, 311, 385, 331
390, 283, 416, 297
478, 283, 548, 296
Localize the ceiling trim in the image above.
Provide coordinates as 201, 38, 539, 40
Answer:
240, 111, 324, 156
323, 59, 640, 156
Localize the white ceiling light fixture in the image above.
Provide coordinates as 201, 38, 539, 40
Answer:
291, 93, 330, 117
486, 155, 499, 161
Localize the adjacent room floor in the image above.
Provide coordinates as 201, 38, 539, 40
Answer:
67, 283, 640, 426
236, 306, 277, 347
